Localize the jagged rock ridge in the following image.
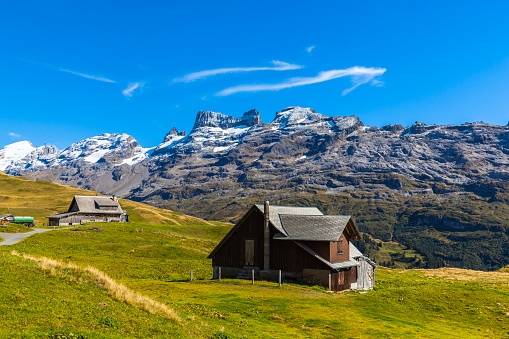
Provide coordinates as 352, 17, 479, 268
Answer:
2, 106, 509, 270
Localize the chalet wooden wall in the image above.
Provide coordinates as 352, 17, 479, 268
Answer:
329, 234, 351, 262
300, 241, 331, 261
331, 267, 357, 291
213, 208, 265, 268
213, 208, 331, 272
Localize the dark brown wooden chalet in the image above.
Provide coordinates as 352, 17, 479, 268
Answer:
46, 195, 129, 226
208, 202, 377, 291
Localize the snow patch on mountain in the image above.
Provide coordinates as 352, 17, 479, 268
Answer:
1, 133, 150, 174
119, 147, 154, 166
0, 141, 36, 171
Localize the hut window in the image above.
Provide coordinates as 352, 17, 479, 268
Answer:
337, 236, 344, 255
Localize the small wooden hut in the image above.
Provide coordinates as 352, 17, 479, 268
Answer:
208, 201, 377, 291
46, 195, 129, 226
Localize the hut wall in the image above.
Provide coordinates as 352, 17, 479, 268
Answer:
329, 233, 350, 262
213, 209, 265, 269
300, 241, 331, 261
49, 213, 122, 226
213, 208, 332, 272
357, 258, 376, 290
270, 239, 331, 272
330, 266, 357, 291
69, 199, 79, 212
303, 269, 331, 289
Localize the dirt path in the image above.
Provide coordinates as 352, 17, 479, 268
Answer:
0, 228, 56, 246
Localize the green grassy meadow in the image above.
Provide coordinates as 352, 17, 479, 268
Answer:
0, 223, 34, 233
0, 171, 208, 226
1, 172, 509, 337
1, 224, 508, 338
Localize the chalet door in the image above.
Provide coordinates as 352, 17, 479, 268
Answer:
245, 239, 255, 266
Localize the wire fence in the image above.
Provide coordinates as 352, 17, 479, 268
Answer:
40, 222, 286, 286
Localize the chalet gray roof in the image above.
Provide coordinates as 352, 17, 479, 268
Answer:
349, 243, 378, 267
74, 195, 123, 214
349, 242, 364, 258
275, 215, 351, 241
95, 199, 119, 207
294, 241, 360, 270
330, 259, 362, 269
254, 204, 323, 235
46, 211, 78, 218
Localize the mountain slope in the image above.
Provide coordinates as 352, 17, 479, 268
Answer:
0, 171, 208, 225
2, 106, 509, 270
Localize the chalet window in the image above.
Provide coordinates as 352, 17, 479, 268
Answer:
337, 236, 344, 255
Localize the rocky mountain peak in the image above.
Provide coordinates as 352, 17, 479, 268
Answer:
240, 109, 263, 126
192, 109, 263, 130
271, 107, 337, 133
163, 128, 187, 142
273, 106, 319, 122
410, 122, 437, 134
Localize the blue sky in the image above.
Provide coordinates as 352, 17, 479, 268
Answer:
1, 1, 509, 149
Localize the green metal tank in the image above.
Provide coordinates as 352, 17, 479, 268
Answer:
13, 217, 34, 223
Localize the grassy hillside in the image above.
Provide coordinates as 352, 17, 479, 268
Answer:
1, 171, 509, 337
158, 181, 509, 271
1, 225, 509, 338
0, 171, 209, 226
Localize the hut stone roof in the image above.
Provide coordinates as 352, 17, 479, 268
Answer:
254, 204, 322, 235
47, 195, 124, 219
276, 215, 352, 241
47, 211, 78, 218
349, 242, 378, 267
294, 241, 360, 270
73, 195, 123, 214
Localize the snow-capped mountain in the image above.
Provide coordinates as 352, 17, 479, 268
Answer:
154, 109, 262, 156
3, 106, 509, 271
2, 106, 508, 209
3, 106, 509, 186
0, 141, 36, 171
2, 133, 151, 175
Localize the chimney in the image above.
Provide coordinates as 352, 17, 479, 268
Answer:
263, 201, 270, 270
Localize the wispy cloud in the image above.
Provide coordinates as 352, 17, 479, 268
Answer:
14, 57, 116, 83
8, 132, 20, 138
58, 68, 116, 83
216, 66, 386, 96
174, 61, 302, 83
306, 45, 315, 53
122, 82, 144, 97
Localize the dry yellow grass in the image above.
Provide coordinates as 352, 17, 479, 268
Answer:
417, 267, 509, 284
11, 250, 181, 322
0, 171, 211, 225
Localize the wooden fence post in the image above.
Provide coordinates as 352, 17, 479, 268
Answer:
279, 270, 281, 287
219, 267, 221, 281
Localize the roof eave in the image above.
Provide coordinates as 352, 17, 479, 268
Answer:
346, 218, 362, 240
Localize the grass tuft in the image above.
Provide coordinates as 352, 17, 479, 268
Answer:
11, 250, 181, 323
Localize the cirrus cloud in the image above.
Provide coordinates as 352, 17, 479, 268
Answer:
216, 66, 386, 96
174, 60, 302, 83
122, 82, 144, 97
58, 68, 116, 83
